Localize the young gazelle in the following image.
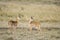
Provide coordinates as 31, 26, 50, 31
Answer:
8, 16, 20, 34
8, 16, 20, 40
29, 17, 41, 31
26, 16, 41, 31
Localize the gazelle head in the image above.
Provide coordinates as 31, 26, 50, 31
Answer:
30, 16, 34, 21
16, 15, 21, 21
25, 16, 34, 23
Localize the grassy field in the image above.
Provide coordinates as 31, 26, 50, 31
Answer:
0, 21, 60, 40
0, 27, 60, 40
0, 1, 60, 22
0, 1, 60, 40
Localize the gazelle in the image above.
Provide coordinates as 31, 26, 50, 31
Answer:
8, 16, 20, 33
8, 16, 20, 40
26, 16, 41, 31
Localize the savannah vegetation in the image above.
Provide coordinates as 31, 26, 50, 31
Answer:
0, 0, 60, 22
0, 0, 60, 40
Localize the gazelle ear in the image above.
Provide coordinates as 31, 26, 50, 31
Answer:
31, 16, 34, 19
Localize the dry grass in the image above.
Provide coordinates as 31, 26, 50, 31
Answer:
0, 1, 60, 40
0, 2, 60, 22
0, 27, 60, 40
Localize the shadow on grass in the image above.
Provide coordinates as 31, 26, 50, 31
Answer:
6, 37, 14, 40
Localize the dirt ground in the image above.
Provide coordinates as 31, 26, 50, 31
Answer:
0, 21, 60, 40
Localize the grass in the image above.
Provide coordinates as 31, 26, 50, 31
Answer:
0, 0, 60, 6
0, 2, 60, 22
0, 28, 60, 40
0, 1, 60, 40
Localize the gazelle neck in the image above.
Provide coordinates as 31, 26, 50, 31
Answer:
16, 16, 20, 21
29, 18, 33, 23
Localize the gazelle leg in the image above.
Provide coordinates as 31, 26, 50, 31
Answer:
8, 24, 13, 34
38, 25, 40, 31
12, 26, 17, 40
30, 25, 32, 32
